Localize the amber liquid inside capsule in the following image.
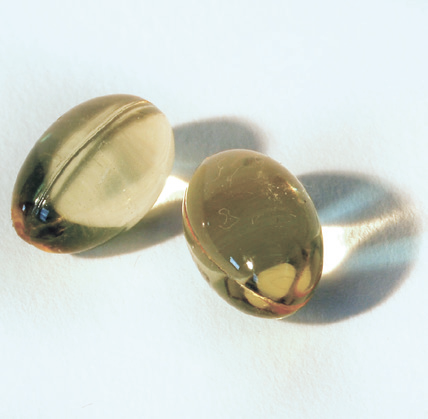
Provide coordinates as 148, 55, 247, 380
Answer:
183, 150, 323, 319
12, 94, 174, 253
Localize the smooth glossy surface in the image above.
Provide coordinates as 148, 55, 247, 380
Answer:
12, 94, 174, 253
183, 150, 323, 318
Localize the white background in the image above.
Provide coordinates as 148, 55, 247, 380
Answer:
1, 1, 427, 418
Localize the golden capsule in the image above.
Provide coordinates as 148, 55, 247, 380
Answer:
12, 94, 174, 253
183, 149, 323, 319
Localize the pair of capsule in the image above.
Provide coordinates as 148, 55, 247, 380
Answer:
11, 95, 323, 319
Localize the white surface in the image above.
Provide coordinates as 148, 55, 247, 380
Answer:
1, 1, 427, 418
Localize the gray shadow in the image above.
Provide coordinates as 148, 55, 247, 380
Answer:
173, 117, 267, 180
289, 172, 421, 324
77, 117, 267, 258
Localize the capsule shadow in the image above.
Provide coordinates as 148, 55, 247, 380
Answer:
173, 116, 267, 180
288, 172, 422, 324
76, 117, 267, 258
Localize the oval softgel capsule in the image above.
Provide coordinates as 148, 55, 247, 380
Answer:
12, 94, 174, 253
183, 149, 323, 319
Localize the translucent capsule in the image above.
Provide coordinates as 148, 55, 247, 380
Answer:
183, 149, 323, 319
12, 94, 174, 253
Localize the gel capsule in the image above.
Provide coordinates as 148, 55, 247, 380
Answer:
12, 94, 174, 253
183, 149, 323, 318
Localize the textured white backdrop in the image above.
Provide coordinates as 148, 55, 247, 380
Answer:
0, 1, 427, 418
